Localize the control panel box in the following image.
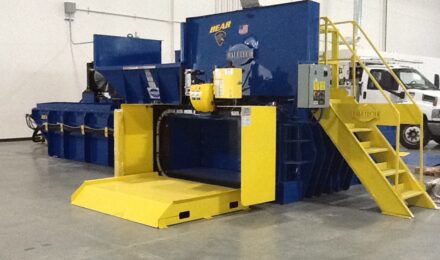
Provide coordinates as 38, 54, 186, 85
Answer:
213, 68, 242, 99
297, 64, 331, 108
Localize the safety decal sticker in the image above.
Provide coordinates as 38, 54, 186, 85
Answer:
241, 107, 251, 126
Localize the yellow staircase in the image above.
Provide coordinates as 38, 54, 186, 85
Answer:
318, 18, 437, 218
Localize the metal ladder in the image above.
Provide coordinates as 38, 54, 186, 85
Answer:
318, 17, 437, 218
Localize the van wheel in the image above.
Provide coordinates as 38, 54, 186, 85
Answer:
400, 124, 429, 149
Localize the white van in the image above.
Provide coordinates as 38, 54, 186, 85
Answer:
340, 62, 440, 149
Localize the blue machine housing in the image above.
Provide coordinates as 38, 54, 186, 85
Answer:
183, 1, 318, 97
275, 105, 356, 203
31, 34, 175, 166
32, 2, 358, 205
157, 1, 356, 204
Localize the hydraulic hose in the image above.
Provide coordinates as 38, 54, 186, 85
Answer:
155, 109, 176, 176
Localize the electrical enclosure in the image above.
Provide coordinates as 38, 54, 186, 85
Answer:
297, 64, 331, 108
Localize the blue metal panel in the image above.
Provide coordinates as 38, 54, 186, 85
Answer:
163, 115, 241, 187
98, 64, 182, 104
93, 34, 181, 104
94, 34, 161, 67
32, 102, 114, 166
378, 126, 396, 147
275, 104, 355, 204
183, 1, 319, 97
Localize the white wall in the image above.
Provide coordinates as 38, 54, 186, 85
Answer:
387, 0, 440, 57
325, 0, 440, 57
216, 0, 440, 58
0, 0, 215, 139
1, 0, 440, 139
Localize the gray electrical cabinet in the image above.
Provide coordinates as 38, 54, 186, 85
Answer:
297, 64, 331, 108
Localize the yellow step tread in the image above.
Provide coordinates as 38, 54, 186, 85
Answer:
399, 152, 410, 157
376, 162, 388, 170
365, 147, 388, 154
400, 190, 424, 200
360, 141, 371, 148
350, 128, 372, 133
382, 168, 406, 177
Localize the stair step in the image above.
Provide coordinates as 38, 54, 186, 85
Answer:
345, 123, 355, 129
400, 190, 424, 200
376, 162, 389, 170
351, 128, 372, 133
365, 147, 388, 154
399, 152, 410, 157
360, 141, 371, 148
382, 168, 406, 177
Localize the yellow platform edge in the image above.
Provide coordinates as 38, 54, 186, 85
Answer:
71, 172, 248, 228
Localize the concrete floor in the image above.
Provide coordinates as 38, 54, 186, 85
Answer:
1, 141, 440, 260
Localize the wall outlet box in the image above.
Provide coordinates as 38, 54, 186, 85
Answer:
64, 2, 76, 15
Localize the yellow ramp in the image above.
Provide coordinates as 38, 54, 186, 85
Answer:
72, 172, 246, 228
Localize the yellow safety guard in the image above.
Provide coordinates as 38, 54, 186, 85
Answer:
71, 104, 276, 228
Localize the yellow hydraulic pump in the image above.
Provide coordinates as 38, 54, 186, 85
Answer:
189, 68, 242, 113
189, 83, 215, 112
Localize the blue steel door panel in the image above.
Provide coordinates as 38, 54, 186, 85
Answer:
94, 34, 161, 67
183, 1, 319, 97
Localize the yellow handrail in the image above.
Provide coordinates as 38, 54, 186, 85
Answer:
332, 20, 422, 108
319, 17, 424, 186
319, 18, 400, 118
351, 20, 424, 183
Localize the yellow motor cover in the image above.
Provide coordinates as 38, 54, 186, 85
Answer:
189, 83, 215, 112
213, 68, 242, 99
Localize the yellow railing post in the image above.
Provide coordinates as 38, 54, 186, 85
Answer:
331, 30, 339, 89
395, 124, 400, 188
420, 122, 424, 182
351, 21, 356, 98
324, 19, 328, 65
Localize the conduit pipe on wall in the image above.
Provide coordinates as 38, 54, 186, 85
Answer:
353, 0, 363, 43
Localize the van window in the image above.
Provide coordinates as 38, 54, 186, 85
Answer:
396, 68, 437, 90
367, 70, 399, 90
